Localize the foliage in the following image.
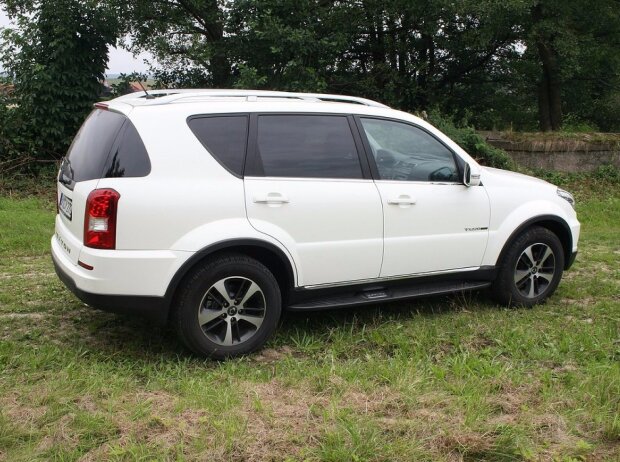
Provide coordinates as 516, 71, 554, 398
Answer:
118, 0, 620, 133
0, 0, 118, 167
1, 0, 619, 169
110, 72, 149, 96
426, 110, 516, 170
518, 0, 620, 131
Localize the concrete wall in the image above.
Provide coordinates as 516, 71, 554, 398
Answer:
481, 133, 620, 173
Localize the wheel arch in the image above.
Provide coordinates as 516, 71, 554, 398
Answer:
496, 215, 573, 270
164, 239, 297, 314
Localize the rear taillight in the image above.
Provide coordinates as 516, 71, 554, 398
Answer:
84, 189, 120, 249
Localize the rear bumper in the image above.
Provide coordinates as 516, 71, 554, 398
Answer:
566, 251, 578, 270
51, 232, 188, 325
52, 251, 170, 325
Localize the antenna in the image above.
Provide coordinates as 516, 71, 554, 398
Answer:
137, 80, 154, 99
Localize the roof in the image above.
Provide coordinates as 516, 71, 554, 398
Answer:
110, 89, 390, 109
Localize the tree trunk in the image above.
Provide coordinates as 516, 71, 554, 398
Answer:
536, 40, 562, 131
532, 3, 562, 131
415, 33, 434, 109
209, 54, 232, 88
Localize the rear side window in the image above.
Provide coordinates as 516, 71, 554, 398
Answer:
60, 109, 150, 187
104, 121, 151, 178
254, 115, 362, 179
188, 116, 249, 176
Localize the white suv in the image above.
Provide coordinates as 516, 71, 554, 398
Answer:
52, 90, 580, 359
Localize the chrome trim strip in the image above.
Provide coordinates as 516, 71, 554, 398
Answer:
244, 176, 374, 183
302, 266, 481, 290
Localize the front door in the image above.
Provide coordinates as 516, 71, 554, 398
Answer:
357, 117, 490, 277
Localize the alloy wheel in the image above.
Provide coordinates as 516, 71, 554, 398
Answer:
197, 276, 266, 346
513, 243, 556, 299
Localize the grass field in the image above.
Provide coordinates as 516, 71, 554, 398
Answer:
0, 174, 618, 461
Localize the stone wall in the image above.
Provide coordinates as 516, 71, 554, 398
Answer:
480, 132, 620, 173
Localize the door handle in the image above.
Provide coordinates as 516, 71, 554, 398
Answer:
387, 195, 416, 206
253, 192, 290, 205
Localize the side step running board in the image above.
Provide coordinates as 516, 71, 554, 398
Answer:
286, 280, 491, 311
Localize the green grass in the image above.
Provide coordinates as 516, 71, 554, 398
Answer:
0, 177, 619, 461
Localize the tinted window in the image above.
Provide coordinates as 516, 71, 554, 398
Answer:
188, 116, 248, 176
360, 118, 458, 182
63, 109, 125, 184
103, 121, 151, 178
255, 115, 362, 179
61, 109, 150, 187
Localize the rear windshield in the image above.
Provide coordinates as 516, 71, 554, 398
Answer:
59, 109, 150, 188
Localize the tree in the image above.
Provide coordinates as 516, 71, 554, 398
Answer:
121, 0, 527, 111
118, 0, 230, 88
0, 0, 118, 162
523, 0, 620, 131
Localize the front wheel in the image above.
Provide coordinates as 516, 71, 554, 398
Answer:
492, 226, 565, 307
174, 254, 281, 359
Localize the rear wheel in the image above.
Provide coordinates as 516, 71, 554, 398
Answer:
174, 254, 281, 359
492, 226, 565, 307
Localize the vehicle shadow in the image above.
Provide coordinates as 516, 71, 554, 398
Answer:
55, 289, 506, 363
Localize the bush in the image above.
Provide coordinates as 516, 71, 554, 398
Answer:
0, 0, 117, 170
426, 110, 515, 170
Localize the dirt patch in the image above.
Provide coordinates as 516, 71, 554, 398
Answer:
133, 390, 177, 412
489, 390, 526, 415
559, 297, 597, 307
342, 385, 403, 415
532, 413, 571, 444
74, 395, 98, 413
78, 390, 185, 461
226, 379, 402, 460
232, 380, 328, 460
36, 413, 79, 453
489, 381, 543, 414
0, 392, 48, 425
588, 441, 620, 462
252, 345, 296, 363
434, 432, 495, 459
0, 313, 46, 320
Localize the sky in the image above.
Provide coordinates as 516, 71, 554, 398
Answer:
0, 8, 153, 75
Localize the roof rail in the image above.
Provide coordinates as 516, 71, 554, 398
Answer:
114, 89, 389, 108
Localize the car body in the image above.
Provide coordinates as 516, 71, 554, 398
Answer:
52, 90, 580, 358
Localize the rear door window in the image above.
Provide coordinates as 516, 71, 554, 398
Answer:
253, 115, 363, 179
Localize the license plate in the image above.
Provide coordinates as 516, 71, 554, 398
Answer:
59, 193, 72, 221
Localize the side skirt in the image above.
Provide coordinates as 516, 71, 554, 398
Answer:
286, 267, 496, 311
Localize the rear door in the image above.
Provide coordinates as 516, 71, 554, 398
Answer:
244, 114, 383, 287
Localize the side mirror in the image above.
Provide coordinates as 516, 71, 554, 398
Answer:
463, 163, 481, 187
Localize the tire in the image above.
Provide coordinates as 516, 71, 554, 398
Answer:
173, 253, 281, 359
492, 226, 565, 307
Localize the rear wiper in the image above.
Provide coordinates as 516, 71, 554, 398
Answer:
58, 157, 73, 186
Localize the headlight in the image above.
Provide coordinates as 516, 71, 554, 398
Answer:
557, 188, 575, 209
